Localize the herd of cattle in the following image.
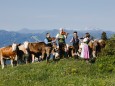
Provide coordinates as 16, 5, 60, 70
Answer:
0, 39, 106, 69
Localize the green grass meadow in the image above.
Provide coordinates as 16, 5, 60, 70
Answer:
0, 55, 115, 86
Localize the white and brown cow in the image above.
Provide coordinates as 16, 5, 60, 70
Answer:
0, 43, 19, 69
52, 43, 75, 59
88, 39, 106, 57
16, 44, 29, 64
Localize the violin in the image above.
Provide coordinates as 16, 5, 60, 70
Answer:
61, 31, 69, 35
51, 37, 56, 41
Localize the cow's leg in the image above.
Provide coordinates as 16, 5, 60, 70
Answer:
1, 58, 4, 69
25, 55, 28, 64
64, 47, 68, 58
92, 51, 96, 57
41, 51, 45, 61
4, 59, 7, 65
71, 49, 74, 57
46, 53, 50, 63
46, 49, 52, 63
32, 54, 35, 63
11, 58, 13, 67
52, 53, 56, 61
15, 55, 18, 66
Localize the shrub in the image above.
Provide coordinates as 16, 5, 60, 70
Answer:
100, 39, 115, 56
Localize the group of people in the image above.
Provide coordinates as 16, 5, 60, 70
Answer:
44, 28, 91, 61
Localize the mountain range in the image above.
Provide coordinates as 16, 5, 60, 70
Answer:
0, 29, 114, 47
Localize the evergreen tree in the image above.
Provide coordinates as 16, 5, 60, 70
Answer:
101, 31, 107, 40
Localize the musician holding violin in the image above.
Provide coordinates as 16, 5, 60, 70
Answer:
55, 28, 68, 58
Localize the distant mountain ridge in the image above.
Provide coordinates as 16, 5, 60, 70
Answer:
17, 28, 45, 34
0, 29, 114, 47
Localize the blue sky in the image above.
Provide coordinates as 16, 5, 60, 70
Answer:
0, 0, 115, 31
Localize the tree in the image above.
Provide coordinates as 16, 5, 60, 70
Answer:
101, 31, 107, 40
111, 34, 115, 40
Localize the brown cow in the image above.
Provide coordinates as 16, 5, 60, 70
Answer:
0, 43, 19, 69
88, 39, 106, 57
23, 41, 52, 63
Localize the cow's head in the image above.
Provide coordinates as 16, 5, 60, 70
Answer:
18, 44, 29, 54
52, 45, 59, 59
23, 41, 29, 49
12, 43, 21, 52
12, 43, 17, 52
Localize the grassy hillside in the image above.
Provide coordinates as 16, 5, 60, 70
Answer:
0, 56, 115, 86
